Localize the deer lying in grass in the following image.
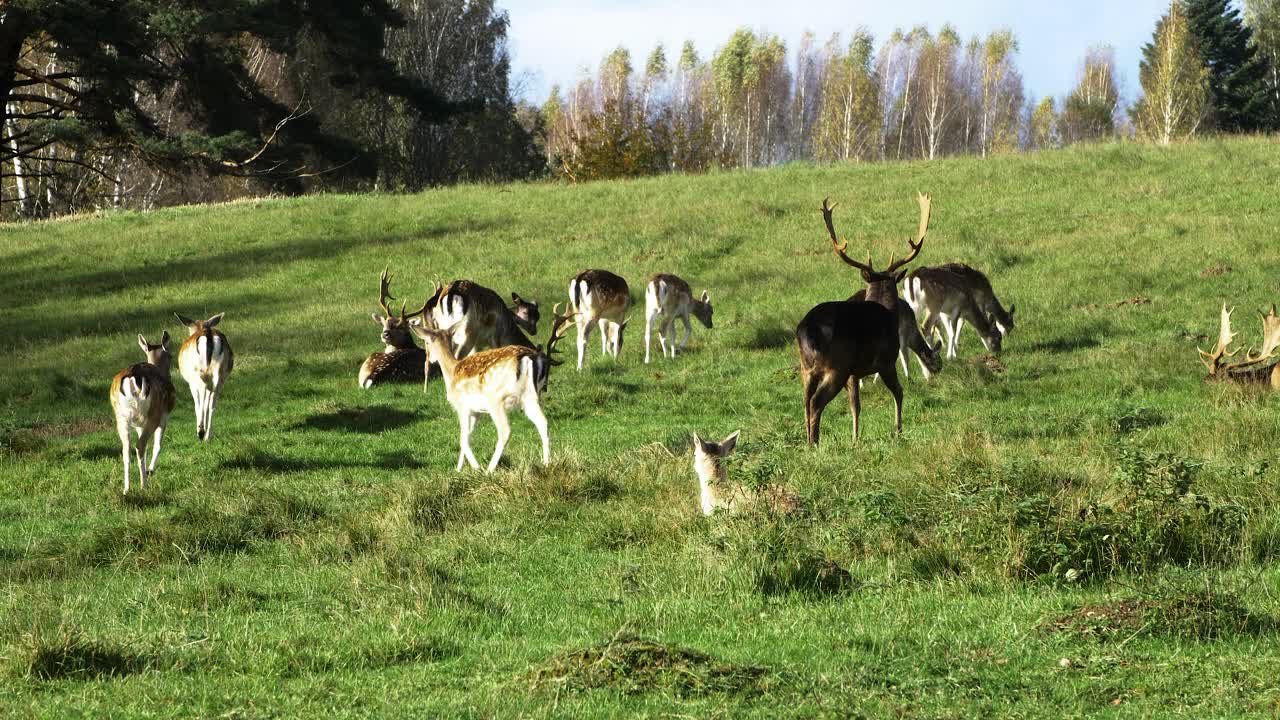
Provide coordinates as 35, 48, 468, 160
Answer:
1199, 302, 1280, 388
360, 267, 428, 388
903, 264, 1005, 358
850, 288, 942, 380
644, 273, 713, 363
430, 279, 540, 359
175, 312, 234, 441
692, 431, 800, 515
111, 332, 176, 493
796, 193, 931, 444
570, 269, 631, 369
412, 304, 576, 472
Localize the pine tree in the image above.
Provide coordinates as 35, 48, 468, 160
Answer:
1133, 1, 1212, 145
1185, 0, 1273, 131
1245, 0, 1280, 123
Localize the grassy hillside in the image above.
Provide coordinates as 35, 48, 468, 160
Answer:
2, 137, 1280, 717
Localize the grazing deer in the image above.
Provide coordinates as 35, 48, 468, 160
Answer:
903, 265, 1002, 359
430, 280, 539, 359
360, 267, 428, 388
796, 193, 931, 445
174, 312, 235, 442
1199, 302, 1280, 389
110, 332, 177, 493
692, 431, 800, 516
411, 304, 576, 473
569, 269, 631, 370
644, 273, 713, 363
935, 263, 1015, 336
850, 289, 942, 380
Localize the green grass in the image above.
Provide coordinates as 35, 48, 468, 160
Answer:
3, 137, 1280, 717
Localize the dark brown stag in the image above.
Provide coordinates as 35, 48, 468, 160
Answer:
1199, 302, 1280, 389
796, 193, 932, 444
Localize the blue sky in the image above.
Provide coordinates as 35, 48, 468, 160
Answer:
501, 1, 1174, 105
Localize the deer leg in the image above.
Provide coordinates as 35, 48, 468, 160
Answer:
916, 352, 934, 380
204, 380, 221, 442
119, 424, 132, 494
644, 310, 655, 364
486, 405, 512, 474
598, 319, 610, 355
679, 314, 693, 349
941, 315, 958, 359
148, 417, 167, 473
456, 412, 478, 471
661, 316, 677, 358
135, 433, 149, 490
899, 348, 910, 378
188, 384, 203, 440
846, 375, 862, 442
523, 397, 550, 465
576, 320, 591, 370
806, 375, 843, 447
881, 364, 905, 436
954, 318, 967, 356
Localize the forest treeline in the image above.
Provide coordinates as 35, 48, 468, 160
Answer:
2, 0, 1278, 219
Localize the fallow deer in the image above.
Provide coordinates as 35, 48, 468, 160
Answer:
569, 269, 631, 370
936, 262, 1016, 336
692, 431, 800, 516
411, 304, 576, 473
903, 265, 1003, 359
110, 332, 177, 493
430, 280, 539, 359
360, 267, 428, 388
174, 312, 235, 442
796, 193, 932, 445
850, 289, 943, 380
644, 273, 713, 363
1199, 302, 1280, 389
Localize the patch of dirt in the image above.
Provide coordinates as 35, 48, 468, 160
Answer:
531, 632, 775, 697
1199, 265, 1232, 278
1042, 599, 1153, 640
974, 354, 1007, 373
1042, 592, 1278, 641
27, 418, 111, 438
1106, 296, 1151, 309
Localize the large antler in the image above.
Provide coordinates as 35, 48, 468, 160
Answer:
378, 266, 411, 320
1199, 302, 1238, 374
1225, 304, 1280, 372
821, 198, 876, 273
884, 192, 932, 274
542, 302, 577, 366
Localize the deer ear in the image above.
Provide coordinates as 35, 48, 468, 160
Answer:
160, 330, 171, 350
511, 292, 522, 303
371, 313, 386, 325
137, 334, 149, 352
206, 313, 224, 327
721, 430, 740, 454
1009, 304, 1016, 317
894, 269, 907, 283
174, 313, 195, 328
692, 433, 705, 452
701, 290, 710, 303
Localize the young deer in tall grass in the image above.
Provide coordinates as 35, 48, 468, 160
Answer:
110, 332, 176, 493
692, 431, 800, 516
644, 273, 713, 363
411, 304, 576, 472
569, 269, 631, 370
175, 312, 235, 441
796, 193, 931, 445
903, 265, 1004, 359
360, 267, 428, 388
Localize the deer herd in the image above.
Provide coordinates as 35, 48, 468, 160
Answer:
108, 192, 1277, 515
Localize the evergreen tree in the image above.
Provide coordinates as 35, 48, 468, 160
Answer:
1185, 0, 1273, 131
1244, 0, 1280, 123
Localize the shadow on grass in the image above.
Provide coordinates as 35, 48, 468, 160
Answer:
743, 325, 794, 351
293, 405, 421, 434
1026, 335, 1102, 354
220, 448, 423, 474
25, 628, 151, 681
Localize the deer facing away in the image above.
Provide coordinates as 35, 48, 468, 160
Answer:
111, 332, 177, 493
644, 273, 713, 363
569, 269, 631, 370
430, 279, 540, 359
796, 193, 932, 445
411, 304, 576, 473
175, 312, 234, 441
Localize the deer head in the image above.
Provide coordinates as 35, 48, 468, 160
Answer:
822, 193, 932, 307
510, 292, 541, 335
693, 290, 714, 329
137, 331, 172, 372
1199, 302, 1280, 383
371, 267, 430, 348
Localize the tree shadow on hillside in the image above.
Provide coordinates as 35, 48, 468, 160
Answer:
293, 405, 421, 434
5, 220, 496, 310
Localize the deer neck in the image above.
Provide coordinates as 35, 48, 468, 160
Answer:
863, 279, 899, 311
694, 454, 724, 514
427, 339, 460, 389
